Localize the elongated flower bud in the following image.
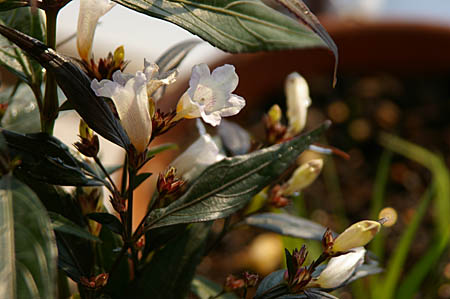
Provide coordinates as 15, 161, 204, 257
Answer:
282, 159, 323, 196
285, 72, 311, 135
331, 220, 381, 253
77, 0, 115, 61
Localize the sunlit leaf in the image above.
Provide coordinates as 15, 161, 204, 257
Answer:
146, 122, 329, 230
191, 275, 238, 299
113, 0, 334, 56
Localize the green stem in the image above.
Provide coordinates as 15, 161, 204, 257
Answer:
127, 167, 136, 239
42, 8, 59, 134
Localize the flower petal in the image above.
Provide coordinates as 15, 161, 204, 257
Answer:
211, 64, 239, 93
77, 0, 115, 61
171, 133, 224, 181
312, 247, 366, 289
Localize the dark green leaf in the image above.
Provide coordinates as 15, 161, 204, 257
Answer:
153, 39, 201, 100
244, 213, 329, 241
274, 0, 338, 85
303, 290, 339, 299
0, 7, 45, 86
0, 25, 131, 149
132, 222, 211, 299
99, 225, 129, 298
58, 99, 74, 111
255, 270, 288, 299
0, 1, 28, 11
113, 0, 333, 56
191, 275, 238, 299
344, 263, 383, 286
131, 172, 152, 190
0, 174, 58, 298
1, 129, 103, 186
146, 122, 329, 230
49, 212, 101, 242
87, 212, 123, 235
55, 233, 85, 282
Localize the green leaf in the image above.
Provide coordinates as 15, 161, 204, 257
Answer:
49, 212, 101, 242
0, 7, 44, 86
0, 1, 28, 11
0, 174, 58, 298
0, 84, 41, 133
132, 222, 212, 299
255, 270, 288, 299
244, 213, 329, 241
131, 172, 152, 190
87, 212, 123, 235
113, 0, 335, 55
191, 275, 238, 299
146, 122, 329, 230
380, 133, 450, 236
0, 25, 131, 150
1, 129, 103, 186
374, 187, 433, 299
146, 143, 178, 158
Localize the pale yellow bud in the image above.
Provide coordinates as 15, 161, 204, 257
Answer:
79, 119, 93, 140
282, 159, 323, 196
285, 72, 311, 135
113, 45, 125, 67
332, 220, 381, 253
268, 104, 282, 124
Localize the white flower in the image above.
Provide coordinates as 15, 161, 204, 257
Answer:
176, 64, 245, 126
285, 72, 311, 135
310, 247, 366, 289
171, 126, 225, 181
91, 60, 159, 153
77, 0, 115, 61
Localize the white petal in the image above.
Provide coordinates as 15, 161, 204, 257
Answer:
187, 63, 211, 98
91, 72, 152, 153
211, 64, 239, 93
112, 70, 134, 86
217, 94, 246, 117
77, 0, 115, 61
171, 134, 224, 181
313, 247, 366, 289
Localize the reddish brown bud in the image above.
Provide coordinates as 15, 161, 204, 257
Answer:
322, 228, 334, 254
243, 271, 259, 287
83, 46, 128, 81
75, 134, 100, 158
268, 185, 290, 208
152, 109, 177, 137
157, 167, 185, 199
80, 273, 109, 289
110, 192, 126, 213
224, 275, 245, 292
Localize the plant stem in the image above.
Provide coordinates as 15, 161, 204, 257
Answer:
127, 167, 136, 240
42, 8, 59, 134
94, 156, 119, 192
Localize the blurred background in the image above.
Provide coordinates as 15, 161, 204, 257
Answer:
2, 0, 450, 298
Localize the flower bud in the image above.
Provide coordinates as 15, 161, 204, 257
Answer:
309, 247, 365, 289
268, 104, 282, 124
285, 72, 311, 135
224, 275, 245, 291
113, 45, 125, 68
282, 159, 323, 196
331, 220, 381, 253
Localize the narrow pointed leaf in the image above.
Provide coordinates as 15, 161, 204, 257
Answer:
274, 0, 338, 85
146, 143, 178, 159
113, 0, 332, 54
0, 25, 130, 149
87, 212, 123, 235
244, 213, 329, 241
1, 129, 103, 186
146, 122, 330, 230
0, 174, 58, 298
49, 212, 101, 242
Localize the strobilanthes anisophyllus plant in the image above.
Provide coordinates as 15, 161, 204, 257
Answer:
0, 1, 391, 299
